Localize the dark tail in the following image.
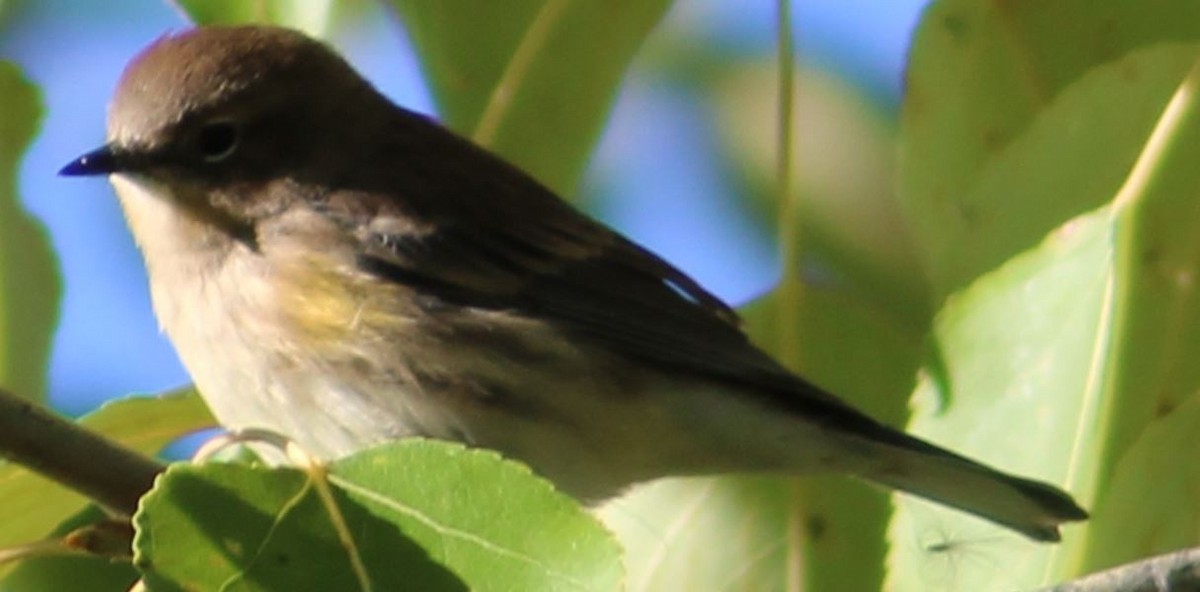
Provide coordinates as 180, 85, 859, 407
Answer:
847, 429, 1087, 542
719, 370, 1087, 541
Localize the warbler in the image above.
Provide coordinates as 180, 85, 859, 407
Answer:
61, 25, 1086, 541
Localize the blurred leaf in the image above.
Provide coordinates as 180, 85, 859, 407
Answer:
80, 388, 214, 453
171, 0, 336, 37
603, 474, 918, 592
887, 209, 1111, 592
0, 390, 211, 571
901, 0, 1200, 297
890, 47, 1200, 589
712, 63, 928, 322
1082, 391, 1200, 571
923, 43, 1198, 297
0, 61, 60, 403
599, 477, 798, 592
135, 440, 621, 591
3, 554, 137, 592
386, 0, 671, 196
1076, 53, 1200, 574
2, 506, 138, 592
741, 284, 923, 425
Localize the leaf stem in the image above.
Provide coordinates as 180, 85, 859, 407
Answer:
775, 0, 801, 367
289, 442, 374, 592
775, 4, 807, 592
473, 0, 570, 147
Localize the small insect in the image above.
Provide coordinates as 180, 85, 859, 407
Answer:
914, 522, 1010, 592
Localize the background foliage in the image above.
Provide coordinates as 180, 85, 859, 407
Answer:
1, 0, 1198, 590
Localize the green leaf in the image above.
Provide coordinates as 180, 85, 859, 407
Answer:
598, 476, 798, 591
741, 265, 925, 421
601, 475, 904, 592
889, 48, 1200, 589
887, 208, 1112, 592
0, 391, 211, 553
135, 440, 622, 591
2, 506, 138, 592
78, 388, 214, 454
917, 43, 1198, 297
1076, 54, 1200, 574
711, 63, 929, 323
1082, 391, 1200, 571
172, 0, 337, 37
135, 463, 466, 591
2, 555, 137, 592
901, 0, 1200, 297
387, 0, 671, 196
332, 441, 621, 591
0, 61, 59, 403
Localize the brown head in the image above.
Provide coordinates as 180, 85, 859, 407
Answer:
60, 26, 396, 234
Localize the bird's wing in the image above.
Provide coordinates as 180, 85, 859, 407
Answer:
313, 113, 856, 419
356, 205, 802, 393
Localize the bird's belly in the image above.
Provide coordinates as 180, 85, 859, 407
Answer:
147, 246, 709, 499
177, 313, 683, 501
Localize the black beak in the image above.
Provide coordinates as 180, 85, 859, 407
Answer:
59, 144, 124, 177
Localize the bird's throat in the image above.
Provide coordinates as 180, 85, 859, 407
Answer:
111, 173, 257, 258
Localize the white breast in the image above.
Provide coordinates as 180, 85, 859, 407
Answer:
111, 174, 434, 456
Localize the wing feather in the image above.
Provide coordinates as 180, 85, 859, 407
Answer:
312, 110, 858, 417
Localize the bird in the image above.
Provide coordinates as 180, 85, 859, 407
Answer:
60, 25, 1086, 542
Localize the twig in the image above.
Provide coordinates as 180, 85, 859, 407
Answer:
1036, 547, 1200, 592
0, 388, 163, 516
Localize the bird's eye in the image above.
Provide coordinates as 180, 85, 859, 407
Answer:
196, 120, 240, 162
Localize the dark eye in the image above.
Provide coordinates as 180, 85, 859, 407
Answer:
196, 120, 240, 162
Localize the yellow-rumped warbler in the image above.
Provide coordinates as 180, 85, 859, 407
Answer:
61, 26, 1085, 541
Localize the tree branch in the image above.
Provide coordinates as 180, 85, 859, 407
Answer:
1036, 547, 1200, 592
0, 388, 163, 516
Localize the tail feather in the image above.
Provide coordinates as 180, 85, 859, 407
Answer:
697, 377, 1086, 541
855, 433, 1088, 542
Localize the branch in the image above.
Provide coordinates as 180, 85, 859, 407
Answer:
1036, 547, 1200, 592
0, 388, 163, 516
